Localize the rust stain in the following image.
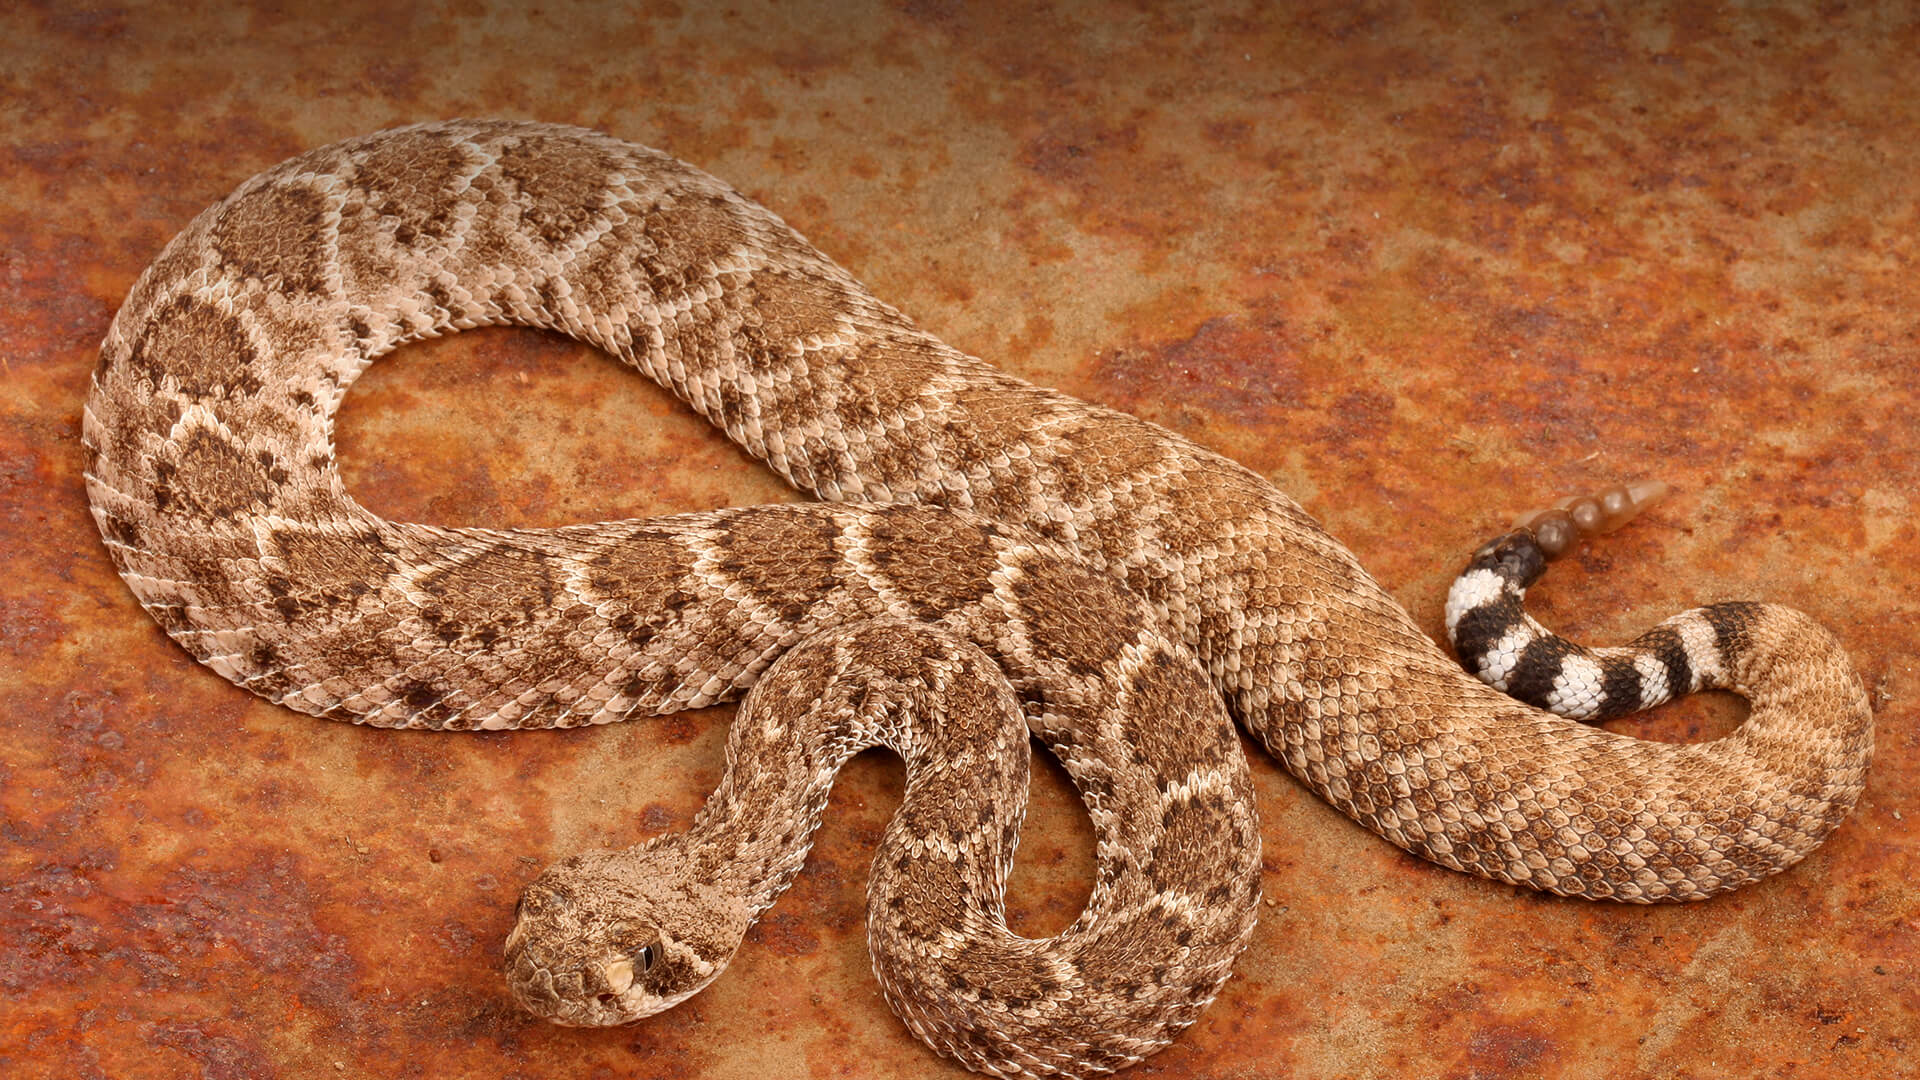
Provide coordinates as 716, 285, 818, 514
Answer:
3, 2, 1916, 1079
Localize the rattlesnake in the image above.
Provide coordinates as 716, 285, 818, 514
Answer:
82, 120, 1873, 1078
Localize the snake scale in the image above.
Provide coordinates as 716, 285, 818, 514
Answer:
81, 120, 1873, 1077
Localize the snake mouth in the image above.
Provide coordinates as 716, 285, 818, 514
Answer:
505, 944, 658, 1027
508, 957, 638, 1026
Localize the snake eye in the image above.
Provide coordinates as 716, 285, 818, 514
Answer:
636, 943, 657, 973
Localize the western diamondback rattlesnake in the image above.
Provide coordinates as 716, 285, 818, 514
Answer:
82, 120, 1873, 1078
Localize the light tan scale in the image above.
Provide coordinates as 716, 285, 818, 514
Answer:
82, 120, 1873, 1078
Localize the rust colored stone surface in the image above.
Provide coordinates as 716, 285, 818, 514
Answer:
3, 3, 1914, 1078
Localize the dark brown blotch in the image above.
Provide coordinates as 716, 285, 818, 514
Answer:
1008, 558, 1137, 678
212, 182, 333, 294
737, 267, 852, 363
830, 346, 937, 431
863, 508, 999, 620
713, 380, 754, 434
712, 509, 843, 625
1152, 465, 1275, 558
241, 641, 294, 698
417, 544, 563, 641
638, 190, 745, 294
311, 631, 408, 687
1148, 794, 1241, 899
128, 296, 258, 399
1118, 648, 1228, 772
588, 527, 703, 648
158, 426, 274, 517
1051, 409, 1171, 487
99, 512, 143, 549
346, 129, 476, 248
397, 679, 461, 727
494, 134, 624, 246
147, 603, 193, 633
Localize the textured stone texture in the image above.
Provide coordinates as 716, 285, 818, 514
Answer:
2, 2, 1913, 1078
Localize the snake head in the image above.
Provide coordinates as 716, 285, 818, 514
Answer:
504, 842, 751, 1026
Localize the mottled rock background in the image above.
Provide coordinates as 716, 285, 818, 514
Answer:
2, 3, 1914, 1078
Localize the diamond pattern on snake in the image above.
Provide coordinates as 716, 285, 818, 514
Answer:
82, 121, 1872, 1079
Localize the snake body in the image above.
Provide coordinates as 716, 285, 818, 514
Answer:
82, 121, 1873, 1077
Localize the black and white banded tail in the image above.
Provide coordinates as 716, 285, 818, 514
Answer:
1447, 526, 1768, 723
1443, 480, 1749, 723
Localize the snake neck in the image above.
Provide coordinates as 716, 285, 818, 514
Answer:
682, 732, 866, 921
681, 619, 1034, 925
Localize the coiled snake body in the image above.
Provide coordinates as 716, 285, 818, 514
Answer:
82, 121, 1872, 1077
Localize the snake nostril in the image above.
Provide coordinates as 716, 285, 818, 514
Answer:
596, 992, 618, 1006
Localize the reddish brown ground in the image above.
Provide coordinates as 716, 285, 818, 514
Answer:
3, 3, 1914, 1078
